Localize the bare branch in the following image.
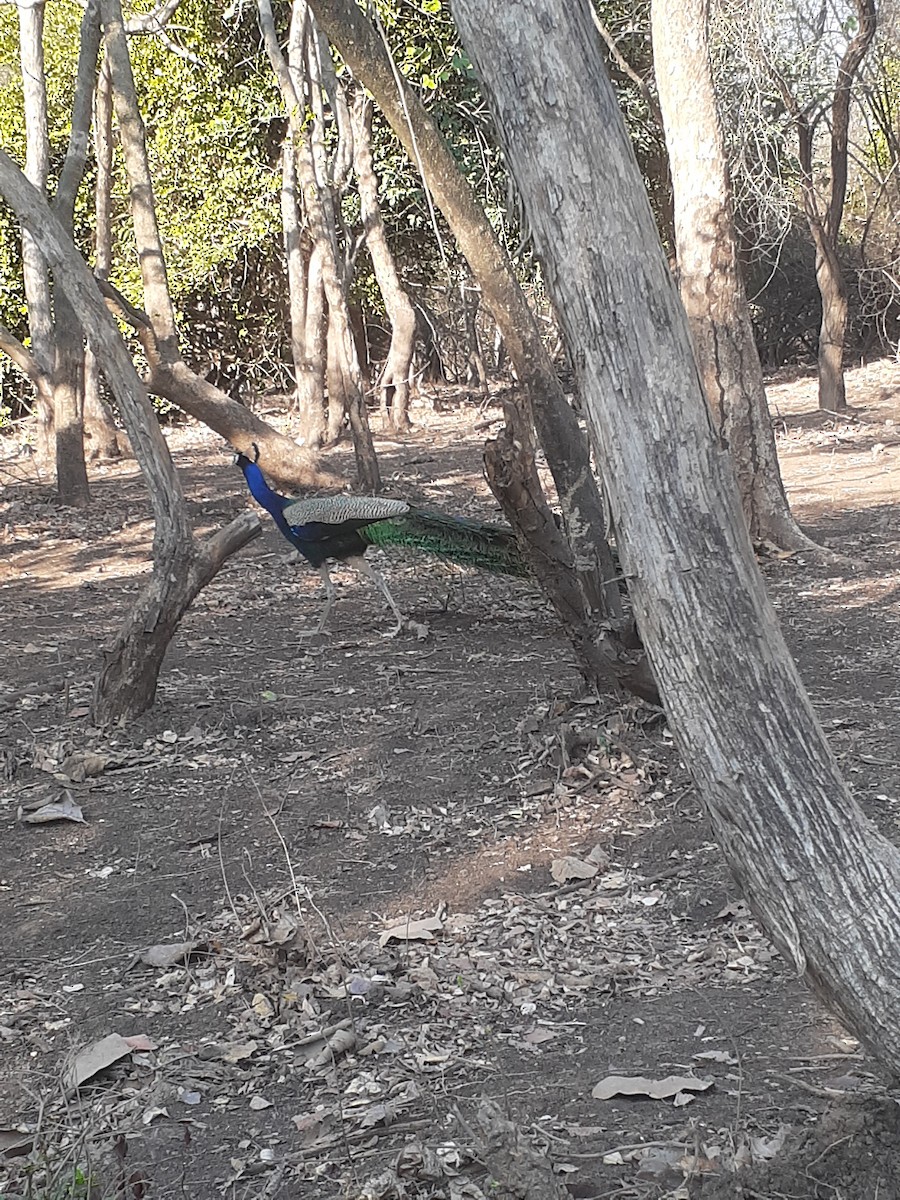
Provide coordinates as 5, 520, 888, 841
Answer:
593, 9, 664, 131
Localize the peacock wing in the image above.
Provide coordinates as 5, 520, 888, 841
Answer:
281, 495, 410, 528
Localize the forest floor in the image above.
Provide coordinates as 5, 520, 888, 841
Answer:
1, 361, 900, 1200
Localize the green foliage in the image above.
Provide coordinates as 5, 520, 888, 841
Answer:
124, 0, 282, 301
0, 2, 282, 340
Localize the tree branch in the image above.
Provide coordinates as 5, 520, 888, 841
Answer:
54, 0, 101, 224
0, 321, 52, 397
593, 10, 664, 131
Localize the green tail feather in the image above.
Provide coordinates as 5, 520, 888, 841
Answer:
360, 508, 529, 577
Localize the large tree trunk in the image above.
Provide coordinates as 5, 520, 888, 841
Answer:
453, 0, 900, 1079
350, 89, 415, 432
98, 0, 320, 488
651, 0, 810, 551
308, 0, 619, 620
0, 151, 260, 724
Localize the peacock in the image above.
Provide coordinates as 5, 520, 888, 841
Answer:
234, 444, 528, 634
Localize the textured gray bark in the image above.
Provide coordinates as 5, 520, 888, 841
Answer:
453, 0, 900, 1077
651, 0, 810, 550
350, 91, 415, 431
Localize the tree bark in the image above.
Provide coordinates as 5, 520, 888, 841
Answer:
282, 138, 326, 444
0, 149, 261, 724
774, 0, 876, 412
259, 0, 380, 491
84, 57, 130, 461
651, 0, 810, 550
92, 512, 260, 723
48, 0, 103, 508
307, 0, 618, 618
99, 0, 320, 487
485, 402, 659, 706
350, 89, 415, 431
18, 0, 55, 465
453, 0, 900, 1078
85, 58, 122, 457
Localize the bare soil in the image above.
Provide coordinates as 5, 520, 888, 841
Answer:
1, 362, 900, 1200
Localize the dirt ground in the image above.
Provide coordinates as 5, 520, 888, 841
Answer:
2, 361, 900, 1200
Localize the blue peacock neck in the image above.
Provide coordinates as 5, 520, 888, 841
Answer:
240, 459, 291, 535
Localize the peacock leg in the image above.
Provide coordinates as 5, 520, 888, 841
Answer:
352, 556, 406, 635
303, 564, 336, 636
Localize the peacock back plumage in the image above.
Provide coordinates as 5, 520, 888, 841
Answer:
359, 508, 529, 577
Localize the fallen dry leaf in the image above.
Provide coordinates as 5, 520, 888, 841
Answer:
591, 1074, 714, 1101
379, 914, 444, 945
63, 1032, 155, 1092
550, 856, 598, 883
21, 793, 85, 825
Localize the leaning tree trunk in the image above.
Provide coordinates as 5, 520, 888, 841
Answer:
0, 150, 260, 724
454, 0, 900, 1078
308, 0, 619, 620
350, 89, 415, 431
651, 0, 812, 551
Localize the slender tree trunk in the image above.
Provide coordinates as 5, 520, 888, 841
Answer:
486, 402, 659, 705
259, 0, 380, 491
47, 0, 102, 508
305, 241, 328, 438
774, 0, 876, 412
99, 0, 320, 487
454, 0, 900, 1079
308, 0, 618, 618
51, 294, 90, 505
350, 89, 415, 431
461, 277, 488, 395
282, 137, 327, 443
816, 243, 850, 412
651, 0, 810, 550
18, 0, 54, 464
84, 56, 129, 460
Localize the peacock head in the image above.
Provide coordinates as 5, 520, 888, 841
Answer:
232, 442, 261, 470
